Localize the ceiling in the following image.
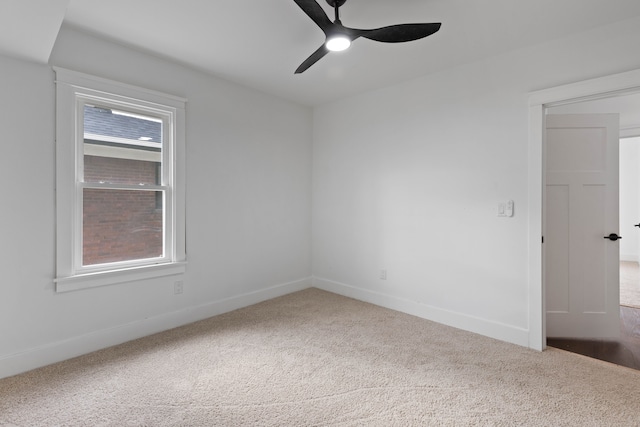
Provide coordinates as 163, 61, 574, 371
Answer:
3, 0, 640, 106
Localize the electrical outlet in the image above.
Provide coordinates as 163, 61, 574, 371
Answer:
380, 269, 387, 280
174, 281, 183, 295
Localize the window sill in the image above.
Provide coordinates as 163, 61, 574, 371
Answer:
54, 262, 187, 293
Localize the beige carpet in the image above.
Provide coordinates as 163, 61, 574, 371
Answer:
1, 288, 640, 426
620, 261, 640, 309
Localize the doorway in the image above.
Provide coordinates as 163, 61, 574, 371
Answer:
542, 94, 640, 369
620, 136, 640, 311
527, 68, 640, 352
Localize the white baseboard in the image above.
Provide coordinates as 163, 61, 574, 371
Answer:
620, 254, 640, 263
0, 277, 312, 380
312, 276, 530, 349
1, 276, 533, 379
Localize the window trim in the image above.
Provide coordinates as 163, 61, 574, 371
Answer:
54, 67, 186, 292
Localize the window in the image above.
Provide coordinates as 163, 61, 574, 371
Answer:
55, 68, 186, 292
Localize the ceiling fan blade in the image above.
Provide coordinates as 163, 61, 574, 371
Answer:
352, 23, 441, 43
295, 44, 330, 74
293, 0, 334, 33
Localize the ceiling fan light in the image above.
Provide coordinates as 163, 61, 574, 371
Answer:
326, 35, 351, 52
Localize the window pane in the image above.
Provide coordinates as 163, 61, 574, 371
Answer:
83, 105, 162, 185
83, 188, 163, 266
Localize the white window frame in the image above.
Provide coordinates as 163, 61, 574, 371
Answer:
54, 68, 186, 292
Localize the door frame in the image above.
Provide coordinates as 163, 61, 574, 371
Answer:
527, 68, 640, 351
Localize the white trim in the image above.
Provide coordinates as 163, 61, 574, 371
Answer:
528, 69, 640, 107
0, 277, 313, 380
80, 182, 166, 191
620, 254, 640, 263
527, 68, 640, 351
55, 68, 187, 290
53, 67, 187, 105
84, 133, 161, 149
527, 104, 544, 351
313, 277, 530, 348
620, 126, 640, 139
84, 143, 161, 162
55, 262, 187, 293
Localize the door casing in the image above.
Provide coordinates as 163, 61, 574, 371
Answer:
527, 68, 640, 351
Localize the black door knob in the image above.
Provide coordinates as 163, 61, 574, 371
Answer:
604, 233, 622, 241
635, 223, 640, 228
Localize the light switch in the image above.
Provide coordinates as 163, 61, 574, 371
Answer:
505, 200, 514, 217
498, 200, 514, 217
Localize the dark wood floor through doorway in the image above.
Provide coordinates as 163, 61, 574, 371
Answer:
547, 306, 640, 370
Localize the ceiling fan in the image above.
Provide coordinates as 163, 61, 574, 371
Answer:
293, 0, 441, 74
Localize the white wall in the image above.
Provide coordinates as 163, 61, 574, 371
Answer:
620, 138, 640, 262
0, 26, 312, 378
312, 16, 640, 346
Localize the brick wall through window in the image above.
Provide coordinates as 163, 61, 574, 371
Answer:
82, 155, 162, 265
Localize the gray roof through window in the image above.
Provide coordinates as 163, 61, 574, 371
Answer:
84, 105, 162, 145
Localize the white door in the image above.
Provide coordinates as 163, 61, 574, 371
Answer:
545, 113, 620, 339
